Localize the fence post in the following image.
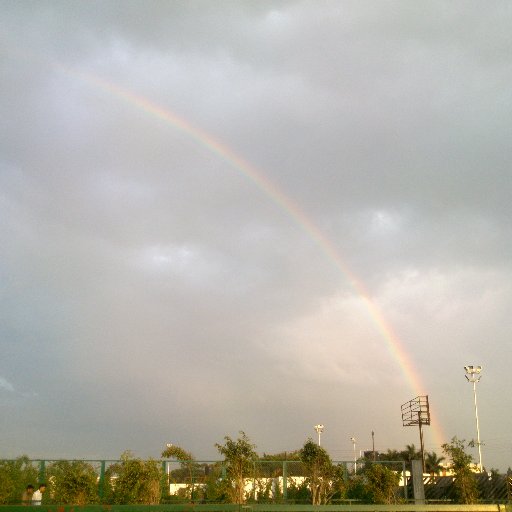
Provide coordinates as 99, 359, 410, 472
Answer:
98, 460, 106, 501
161, 461, 167, 502
38, 460, 46, 484
403, 460, 408, 501
282, 461, 287, 502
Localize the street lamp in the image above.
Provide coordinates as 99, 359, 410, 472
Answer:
350, 437, 357, 473
464, 365, 483, 472
314, 424, 324, 446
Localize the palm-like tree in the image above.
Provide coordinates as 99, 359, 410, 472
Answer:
424, 451, 446, 476
402, 444, 421, 462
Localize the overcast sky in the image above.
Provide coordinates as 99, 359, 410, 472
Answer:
1, 1, 511, 471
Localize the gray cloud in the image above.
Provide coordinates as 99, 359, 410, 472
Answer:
1, 1, 511, 469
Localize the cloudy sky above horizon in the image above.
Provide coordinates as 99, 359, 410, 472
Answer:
1, 1, 511, 470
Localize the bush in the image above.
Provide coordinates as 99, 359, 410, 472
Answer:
103, 451, 162, 504
47, 460, 99, 504
442, 437, 479, 504
0, 456, 38, 505
347, 463, 401, 504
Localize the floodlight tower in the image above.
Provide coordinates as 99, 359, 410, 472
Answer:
314, 424, 324, 446
464, 365, 483, 472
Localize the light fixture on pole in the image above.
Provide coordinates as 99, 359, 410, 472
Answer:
314, 424, 324, 446
464, 365, 483, 472
165, 443, 173, 488
350, 436, 357, 473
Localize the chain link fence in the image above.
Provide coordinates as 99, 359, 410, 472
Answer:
1, 458, 509, 506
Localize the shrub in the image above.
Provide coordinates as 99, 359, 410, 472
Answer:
347, 463, 400, 504
0, 456, 38, 505
103, 451, 162, 504
47, 460, 99, 505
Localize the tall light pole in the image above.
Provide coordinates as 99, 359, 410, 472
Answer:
464, 365, 483, 472
350, 436, 357, 473
165, 443, 172, 489
314, 424, 324, 446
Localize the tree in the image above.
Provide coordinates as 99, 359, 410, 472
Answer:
377, 449, 405, 472
424, 452, 445, 476
0, 456, 38, 505
47, 460, 98, 505
215, 431, 258, 504
347, 463, 401, 504
103, 451, 162, 504
260, 450, 301, 461
299, 438, 344, 505
259, 450, 301, 480
401, 444, 422, 464
161, 444, 202, 501
442, 437, 479, 504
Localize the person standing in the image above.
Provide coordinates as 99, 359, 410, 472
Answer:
21, 485, 34, 505
31, 483, 46, 506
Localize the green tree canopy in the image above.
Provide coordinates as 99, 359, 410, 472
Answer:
424, 451, 446, 475
347, 463, 400, 504
161, 444, 193, 461
47, 460, 98, 505
442, 437, 479, 504
0, 456, 38, 505
103, 451, 162, 505
215, 431, 258, 504
299, 438, 344, 505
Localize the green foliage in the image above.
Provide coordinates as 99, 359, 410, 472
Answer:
47, 460, 98, 505
103, 451, 162, 504
402, 444, 421, 462
161, 444, 193, 461
286, 478, 312, 502
425, 451, 446, 475
161, 443, 204, 501
442, 437, 479, 504
375, 446, 444, 474
0, 456, 38, 505
203, 464, 230, 503
260, 450, 301, 461
299, 438, 345, 504
347, 463, 401, 504
215, 431, 258, 504
374, 449, 404, 472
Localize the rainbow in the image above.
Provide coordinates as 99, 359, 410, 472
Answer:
60, 65, 446, 450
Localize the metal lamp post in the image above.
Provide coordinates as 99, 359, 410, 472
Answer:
350, 437, 357, 473
314, 424, 324, 446
464, 365, 483, 472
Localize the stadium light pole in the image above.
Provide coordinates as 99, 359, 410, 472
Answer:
350, 436, 357, 474
165, 443, 173, 488
464, 365, 483, 472
314, 424, 324, 446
